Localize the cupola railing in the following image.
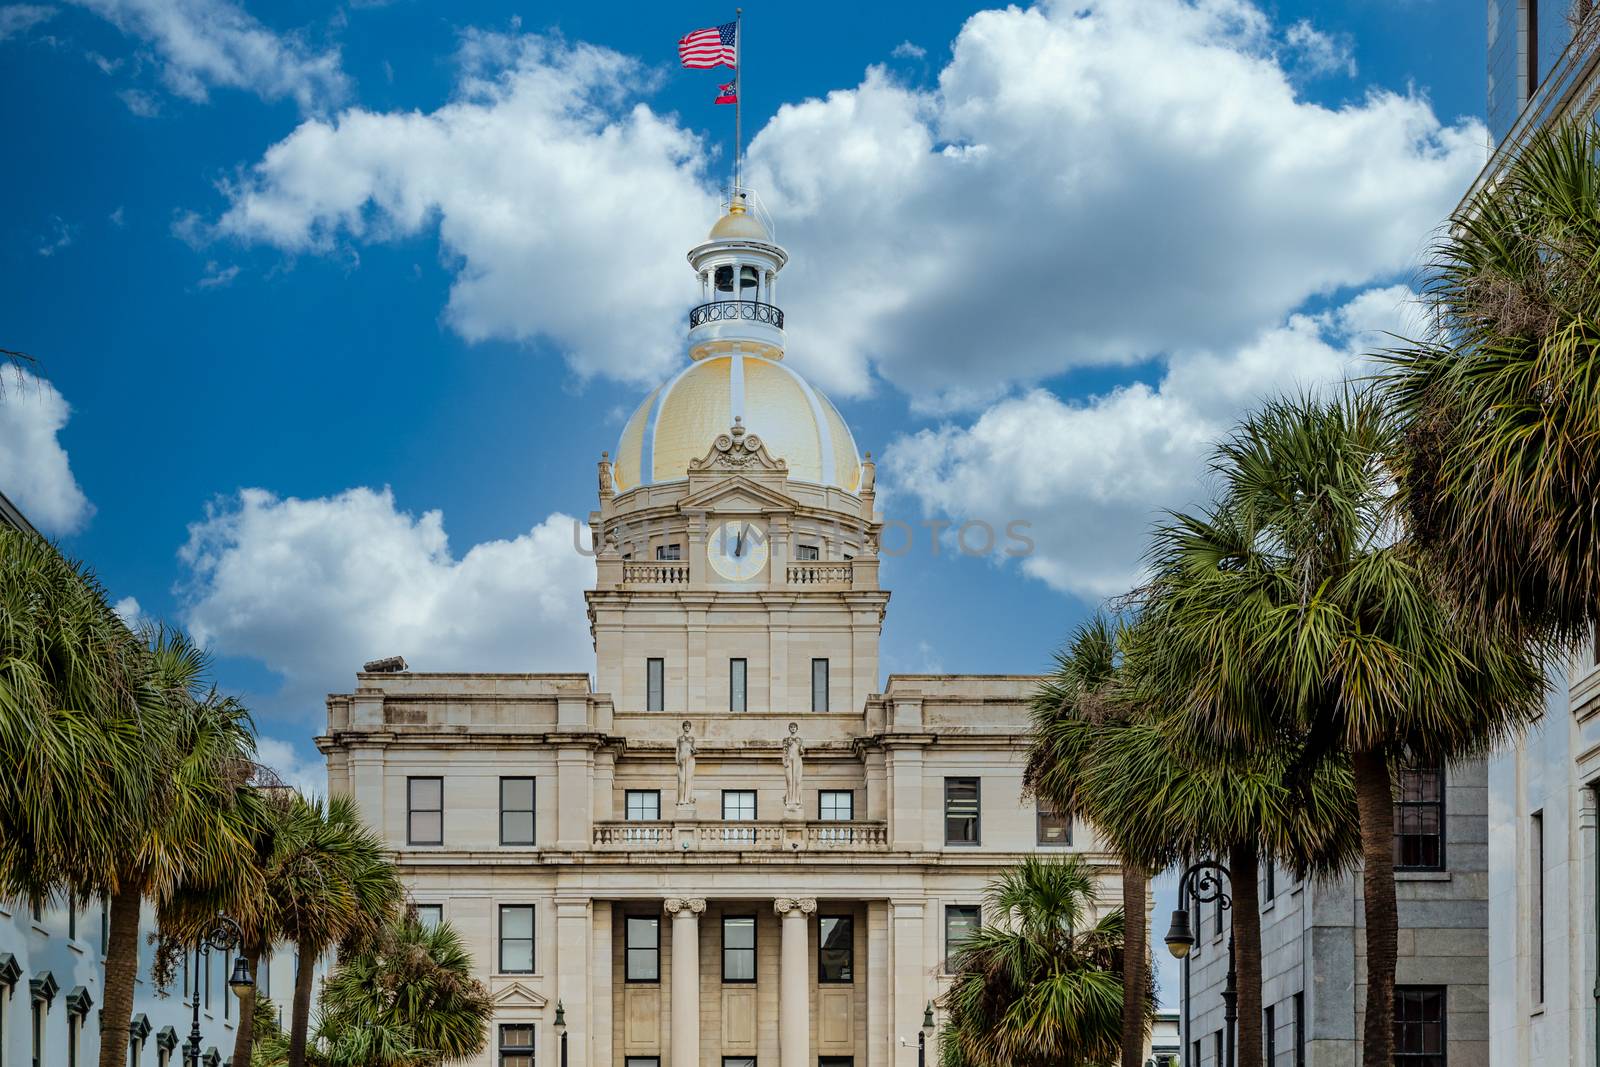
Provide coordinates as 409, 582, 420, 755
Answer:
689, 300, 784, 330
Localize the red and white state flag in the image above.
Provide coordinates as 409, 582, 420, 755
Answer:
679, 21, 738, 69
716, 81, 737, 105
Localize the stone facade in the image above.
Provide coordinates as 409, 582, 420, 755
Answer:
1183, 760, 1490, 1067
319, 195, 1122, 1067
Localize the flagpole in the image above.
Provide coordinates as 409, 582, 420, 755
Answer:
734, 7, 742, 196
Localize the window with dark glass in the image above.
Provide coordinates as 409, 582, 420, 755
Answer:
626, 916, 659, 982
1393, 986, 1446, 1067
722, 916, 756, 982
819, 915, 853, 983
796, 544, 821, 561
1294, 992, 1305, 1067
1036, 806, 1070, 846
944, 905, 980, 966
655, 543, 682, 561
626, 790, 660, 821
32, 998, 44, 1067
1264, 861, 1276, 903
499, 1024, 535, 1067
723, 1059, 757, 1067
945, 778, 980, 845
811, 659, 829, 712
407, 777, 443, 846
500, 777, 536, 846
1264, 1004, 1275, 1067
730, 658, 747, 712
647, 658, 665, 711
1532, 810, 1545, 1003
1394, 764, 1444, 870
415, 904, 442, 931
625, 1060, 661, 1067
819, 791, 853, 821
722, 790, 757, 844
499, 905, 535, 973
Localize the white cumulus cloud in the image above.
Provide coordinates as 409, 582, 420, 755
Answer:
69, 0, 348, 111
0, 4, 55, 41
0, 369, 95, 535
254, 735, 327, 797
209, 29, 711, 387
880, 285, 1421, 600
177, 486, 596, 720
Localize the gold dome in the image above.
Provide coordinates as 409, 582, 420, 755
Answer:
613, 352, 861, 493
708, 203, 770, 241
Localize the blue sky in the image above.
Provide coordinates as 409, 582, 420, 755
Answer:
3, 0, 1486, 1001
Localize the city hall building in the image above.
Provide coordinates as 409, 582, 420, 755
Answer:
318, 196, 1113, 1067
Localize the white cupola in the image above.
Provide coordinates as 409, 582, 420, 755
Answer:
686, 190, 789, 361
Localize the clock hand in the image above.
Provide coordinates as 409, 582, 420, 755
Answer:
735, 525, 745, 558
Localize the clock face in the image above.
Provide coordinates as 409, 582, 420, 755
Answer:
707, 519, 769, 581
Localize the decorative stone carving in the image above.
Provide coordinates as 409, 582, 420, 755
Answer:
688, 417, 788, 474
773, 897, 817, 916
664, 897, 707, 916
675, 721, 697, 805
362, 655, 408, 673
782, 722, 805, 812
598, 450, 614, 499
860, 451, 876, 492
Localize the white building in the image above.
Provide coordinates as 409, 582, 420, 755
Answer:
318, 193, 1123, 1067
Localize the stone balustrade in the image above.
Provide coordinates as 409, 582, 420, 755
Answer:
785, 560, 853, 586
622, 560, 690, 584
590, 819, 888, 851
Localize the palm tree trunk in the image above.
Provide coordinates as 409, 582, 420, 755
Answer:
1230, 841, 1262, 1067
97, 886, 143, 1067
288, 939, 318, 1067
232, 942, 263, 1066
1352, 748, 1397, 1067
1120, 863, 1149, 1067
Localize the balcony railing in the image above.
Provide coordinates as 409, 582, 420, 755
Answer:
591, 820, 888, 851
623, 560, 689, 585
786, 561, 852, 586
689, 300, 785, 330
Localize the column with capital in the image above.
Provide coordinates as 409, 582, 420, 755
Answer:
664, 898, 705, 1067
775, 897, 817, 1067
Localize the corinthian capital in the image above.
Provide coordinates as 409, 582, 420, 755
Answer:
773, 897, 818, 916
664, 897, 707, 916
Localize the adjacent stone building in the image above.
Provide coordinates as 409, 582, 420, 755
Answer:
318, 194, 1120, 1067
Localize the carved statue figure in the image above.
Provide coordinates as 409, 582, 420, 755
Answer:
782, 721, 805, 809
676, 720, 697, 804
598, 450, 614, 498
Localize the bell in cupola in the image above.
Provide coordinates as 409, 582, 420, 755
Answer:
714, 264, 761, 296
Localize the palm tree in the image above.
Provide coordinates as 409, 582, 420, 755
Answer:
937, 855, 1132, 1067
1028, 615, 1360, 1067
307, 914, 492, 1066
1140, 393, 1545, 1067
270, 793, 404, 1067
1381, 120, 1600, 647
99, 626, 261, 1067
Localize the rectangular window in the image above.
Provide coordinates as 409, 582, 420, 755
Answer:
415, 904, 442, 931
1394, 764, 1445, 870
1294, 992, 1305, 1067
730, 658, 747, 712
1393, 986, 1446, 1067
722, 915, 756, 982
796, 543, 821, 561
625, 916, 660, 982
819, 915, 853, 983
646, 658, 665, 712
723, 790, 757, 820
407, 777, 444, 846
1532, 810, 1545, 1004
205, 949, 212, 1009
1213, 1032, 1223, 1067
819, 791, 854, 821
499, 1023, 535, 1067
1264, 861, 1276, 903
499, 905, 535, 974
500, 777, 536, 846
655, 543, 682, 561
1265, 1004, 1275, 1066
944, 905, 980, 966
723, 1060, 757, 1067
945, 778, 981, 845
67, 896, 76, 940
1036, 806, 1071, 846
625, 1060, 661, 1067
1192, 1040, 1201, 1067
811, 658, 829, 712
1525, 0, 1540, 99
626, 790, 661, 821
33, 1000, 44, 1067
224, 949, 232, 1019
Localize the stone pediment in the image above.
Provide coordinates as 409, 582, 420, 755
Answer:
688, 417, 787, 476
494, 982, 550, 1009
678, 474, 800, 515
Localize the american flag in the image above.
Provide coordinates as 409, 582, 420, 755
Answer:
679, 21, 737, 69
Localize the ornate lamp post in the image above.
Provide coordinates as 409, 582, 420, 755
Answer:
918, 1001, 934, 1067
1164, 860, 1236, 1067
184, 913, 252, 1067
554, 998, 568, 1067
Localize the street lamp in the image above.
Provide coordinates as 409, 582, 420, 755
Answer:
185, 913, 251, 1067
554, 998, 568, 1067
1165, 860, 1236, 1067
918, 1001, 934, 1067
